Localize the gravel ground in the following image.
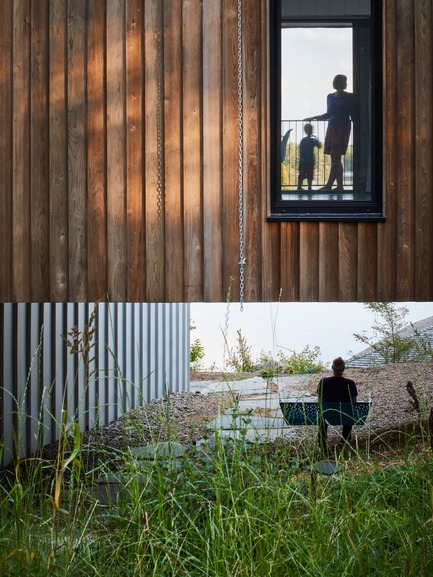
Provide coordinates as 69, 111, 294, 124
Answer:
11, 360, 433, 475
316, 360, 433, 434
192, 360, 433, 436
282, 360, 433, 448
90, 360, 432, 464
34, 390, 233, 472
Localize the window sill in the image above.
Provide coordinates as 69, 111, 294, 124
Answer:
267, 212, 386, 222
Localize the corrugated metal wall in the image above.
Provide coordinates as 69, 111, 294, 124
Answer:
0, 302, 190, 467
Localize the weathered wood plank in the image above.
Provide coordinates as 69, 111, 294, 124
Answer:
357, 223, 377, 301
299, 222, 319, 301
338, 223, 358, 301
0, 1, 13, 300
164, 0, 184, 301
395, 0, 415, 300
319, 223, 338, 301
242, 0, 262, 302
12, 1, 31, 301
126, 0, 145, 301
106, 0, 126, 301
203, 0, 223, 301
67, 0, 87, 301
222, 0, 241, 301
262, 222, 282, 300
144, 0, 165, 301
49, 0, 69, 302
378, 0, 397, 301
31, 1, 49, 300
183, 0, 203, 302
87, 0, 107, 301
414, 0, 433, 299
280, 222, 299, 301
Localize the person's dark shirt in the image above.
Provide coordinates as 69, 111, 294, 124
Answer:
317, 376, 357, 402
299, 135, 320, 164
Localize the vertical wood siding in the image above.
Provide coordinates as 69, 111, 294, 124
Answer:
0, 302, 189, 467
0, 0, 432, 303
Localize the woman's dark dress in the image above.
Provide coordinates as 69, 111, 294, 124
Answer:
323, 91, 353, 156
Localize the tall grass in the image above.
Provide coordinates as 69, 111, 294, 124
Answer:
1, 418, 433, 576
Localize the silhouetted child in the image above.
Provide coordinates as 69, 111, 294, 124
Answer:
297, 123, 321, 191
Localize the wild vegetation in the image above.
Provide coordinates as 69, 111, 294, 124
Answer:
1, 413, 432, 576
1, 303, 433, 575
191, 322, 324, 377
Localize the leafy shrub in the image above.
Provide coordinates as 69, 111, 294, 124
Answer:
258, 345, 323, 376
190, 321, 205, 372
276, 345, 323, 374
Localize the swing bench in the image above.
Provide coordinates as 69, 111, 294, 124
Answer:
279, 400, 371, 427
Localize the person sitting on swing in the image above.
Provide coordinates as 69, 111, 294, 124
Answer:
317, 356, 358, 450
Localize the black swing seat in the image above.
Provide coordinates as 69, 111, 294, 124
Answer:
279, 400, 371, 427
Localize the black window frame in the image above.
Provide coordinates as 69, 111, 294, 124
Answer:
268, 0, 384, 222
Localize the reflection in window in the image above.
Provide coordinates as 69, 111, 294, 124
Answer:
270, 0, 383, 220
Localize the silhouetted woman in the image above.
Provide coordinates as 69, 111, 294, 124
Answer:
304, 74, 353, 192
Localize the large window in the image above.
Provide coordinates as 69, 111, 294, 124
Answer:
269, 0, 384, 221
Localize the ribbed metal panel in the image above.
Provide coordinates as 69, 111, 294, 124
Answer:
0, 303, 190, 467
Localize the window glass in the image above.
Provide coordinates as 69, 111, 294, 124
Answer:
270, 0, 383, 221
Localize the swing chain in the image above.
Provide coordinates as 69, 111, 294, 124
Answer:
237, 0, 246, 311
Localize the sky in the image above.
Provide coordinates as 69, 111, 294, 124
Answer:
281, 27, 352, 121
190, 302, 433, 371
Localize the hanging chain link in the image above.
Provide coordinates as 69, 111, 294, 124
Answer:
156, 2, 163, 219
237, 0, 246, 311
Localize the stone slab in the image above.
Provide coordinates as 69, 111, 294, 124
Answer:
227, 397, 281, 412
312, 461, 340, 475
209, 414, 289, 431
215, 428, 297, 443
130, 441, 185, 459
199, 376, 270, 395
192, 375, 321, 445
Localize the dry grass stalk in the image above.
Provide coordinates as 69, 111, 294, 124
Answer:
429, 406, 433, 451
406, 380, 420, 414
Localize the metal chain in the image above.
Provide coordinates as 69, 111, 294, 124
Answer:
156, 2, 163, 219
237, 0, 246, 311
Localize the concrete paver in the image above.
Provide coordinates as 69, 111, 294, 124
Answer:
191, 374, 316, 443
